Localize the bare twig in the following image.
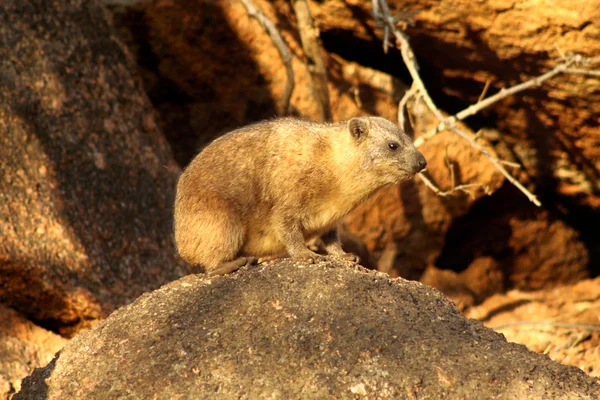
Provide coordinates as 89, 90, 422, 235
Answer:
373, 1, 419, 54
414, 54, 584, 147
409, 53, 598, 207
292, 0, 332, 121
477, 79, 492, 103
554, 42, 567, 61
374, 0, 444, 122
497, 159, 521, 168
418, 173, 487, 198
352, 86, 363, 108
444, 145, 456, 188
398, 84, 417, 133
564, 68, 600, 78
451, 125, 541, 206
416, 146, 492, 199
240, 0, 294, 116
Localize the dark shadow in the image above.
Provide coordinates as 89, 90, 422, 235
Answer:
436, 180, 598, 289
544, 194, 600, 278
12, 351, 57, 399
0, 256, 90, 336
478, 299, 534, 323
396, 179, 428, 280
321, 29, 410, 82
116, 8, 199, 167
435, 182, 564, 284
435, 184, 514, 273
113, 1, 278, 167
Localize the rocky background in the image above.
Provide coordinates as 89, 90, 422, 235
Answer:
1, 0, 599, 398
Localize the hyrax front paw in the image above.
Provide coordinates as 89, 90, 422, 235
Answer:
290, 249, 327, 264
325, 248, 361, 264
338, 253, 360, 263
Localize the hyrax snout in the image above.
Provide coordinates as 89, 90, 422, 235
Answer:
174, 116, 426, 275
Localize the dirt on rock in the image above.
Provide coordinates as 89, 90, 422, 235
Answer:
15, 259, 600, 399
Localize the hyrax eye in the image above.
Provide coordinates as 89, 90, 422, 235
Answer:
388, 142, 399, 151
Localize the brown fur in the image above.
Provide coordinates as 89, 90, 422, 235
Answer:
174, 117, 426, 274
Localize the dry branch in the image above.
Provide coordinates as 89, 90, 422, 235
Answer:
416, 145, 491, 198
374, 0, 538, 204
564, 68, 600, 78
451, 124, 541, 206
477, 79, 492, 104
373, 1, 444, 122
240, 0, 294, 116
292, 0, 332, 121
414, 54, 587, 147
373, 0, 600, 207
418, 173, 488, 198
397, 84, 417, 133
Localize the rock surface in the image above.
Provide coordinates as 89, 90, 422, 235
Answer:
16, 259, 600, 399
436, 186, 589, 290
467, 276, 600, 378
0, 304, 66, 399
0, 0, 190, 336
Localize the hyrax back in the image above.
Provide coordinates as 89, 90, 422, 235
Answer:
174, 116, 426, 275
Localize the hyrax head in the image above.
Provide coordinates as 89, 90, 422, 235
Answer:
347, 116, 427, 184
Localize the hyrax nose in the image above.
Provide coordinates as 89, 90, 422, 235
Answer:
413, 153, 427, 173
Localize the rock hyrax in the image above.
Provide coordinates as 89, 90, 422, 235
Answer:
174, 116, 426, 275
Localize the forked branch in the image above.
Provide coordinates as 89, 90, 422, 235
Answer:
414, 54, 590, 147
373, 0, 600, 207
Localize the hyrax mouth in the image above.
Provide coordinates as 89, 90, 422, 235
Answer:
410, 152, 427, 174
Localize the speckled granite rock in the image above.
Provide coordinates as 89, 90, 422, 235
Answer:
16, 259, 600, 399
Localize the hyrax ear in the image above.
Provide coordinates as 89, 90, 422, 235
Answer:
348, 118, 370, 141
399, 101, 415, 137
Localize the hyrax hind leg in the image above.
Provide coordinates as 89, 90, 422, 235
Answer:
177, 199, 253, 275
321, 228, 360, 263
209, 256, 258, 276
199, 215, 256, 275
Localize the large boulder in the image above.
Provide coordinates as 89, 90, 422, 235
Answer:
0, 0, 190, 336
16, 259, 600, 399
